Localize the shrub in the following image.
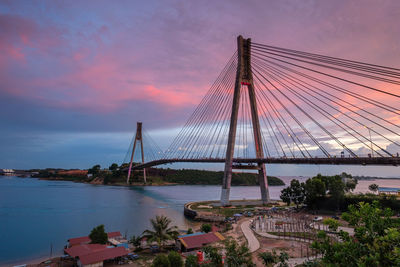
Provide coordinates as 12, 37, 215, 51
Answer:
152, 254, 170, 267
168, 251, 183, 267
201, 224, 212, 233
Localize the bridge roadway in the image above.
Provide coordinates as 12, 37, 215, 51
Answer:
130, 156, 400, 170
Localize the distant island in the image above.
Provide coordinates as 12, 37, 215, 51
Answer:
28, 164, 285, 186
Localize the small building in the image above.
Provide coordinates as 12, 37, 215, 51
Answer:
378, 187, 400, 196
64, 243, 129, 267
176, 232, 225, 252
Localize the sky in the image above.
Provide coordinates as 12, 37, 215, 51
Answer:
1, 0, 400, 176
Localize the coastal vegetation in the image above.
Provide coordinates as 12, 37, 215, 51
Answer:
312, 201, 400, 266
31, 163, 285, 186
280, 173, 400, 212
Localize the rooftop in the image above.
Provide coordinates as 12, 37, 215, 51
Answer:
65, 244, 107, 257
64, 244, 128, 265
79, 246, 129, 265
178, 232, 225, 250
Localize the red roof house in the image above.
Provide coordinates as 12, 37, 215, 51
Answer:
64, 244, 129, 267
65, 244, 108, 257
79, 247, 129, 266
177, 232, 225, 251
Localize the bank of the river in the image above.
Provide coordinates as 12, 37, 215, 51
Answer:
31, 167, 286, 187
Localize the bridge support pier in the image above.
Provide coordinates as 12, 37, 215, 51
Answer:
221, 35, 270, 206
127, 122, 146, 184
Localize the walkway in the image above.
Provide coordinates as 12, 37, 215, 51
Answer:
240, 220, 260, 252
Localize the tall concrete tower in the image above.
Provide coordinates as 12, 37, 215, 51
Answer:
127, 122, 146, 184
221, 36, 270, 206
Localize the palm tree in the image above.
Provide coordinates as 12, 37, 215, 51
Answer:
142, 215, 179, 250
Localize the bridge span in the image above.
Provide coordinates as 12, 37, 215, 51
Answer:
131, 156, 400, 170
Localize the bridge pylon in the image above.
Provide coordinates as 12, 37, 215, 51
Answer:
127, 122, 146, 184
221, 35, 270, 206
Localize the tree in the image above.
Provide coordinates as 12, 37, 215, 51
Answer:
202, 246, 223, 266
168, 251, 183, 267
88, 164, 101, 176
304, 176, 326, 209
369, 183, 379, 193
185, 254, 200, 267
201, 224, 212, 233
322, 218, 340, 232
187, 228, 194, 234
258, 251, 278, 266
280, 187, 292, 206
258, 250, 288, 267
312, 201, 400, 266
109, 163, 119, 172
129, 235, 141, 247
152, 254, 170, 267
89, 224, 108, 244
326, 175, 346, 210
278, 252, 289, 267
280, 179, 305, 208
142, 215, 179, 250
224, 239, 254, 267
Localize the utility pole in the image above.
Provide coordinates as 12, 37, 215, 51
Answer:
221, 36, 270, 206
127, 122, 146, 184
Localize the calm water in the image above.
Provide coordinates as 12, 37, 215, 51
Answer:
1, 176, 399, 266
0, 176, 288, 266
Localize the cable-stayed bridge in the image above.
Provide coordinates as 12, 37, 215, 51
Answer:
124, 36, 400, 205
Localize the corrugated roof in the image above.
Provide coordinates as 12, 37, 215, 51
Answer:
64, 244, 107, 257
107, 231, 122, 238
68, 236, 91, 246
79, 247, 129, 265
178, 232, 205, 238
178, 232, 224, 249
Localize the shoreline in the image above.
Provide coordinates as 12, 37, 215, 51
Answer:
34, 176, 287, 187
2, 253, 62, 267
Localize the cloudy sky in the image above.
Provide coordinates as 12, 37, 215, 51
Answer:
1, 0, 400, 176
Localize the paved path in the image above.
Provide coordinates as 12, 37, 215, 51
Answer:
240, 220, 260, 252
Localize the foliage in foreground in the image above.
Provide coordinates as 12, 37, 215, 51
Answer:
201, 239, 254, 267
224, 239, 254, 267
312, 201, 400, 267
185, 254, 200, 267
258, 250, 289, 267
152, 251, 184, 267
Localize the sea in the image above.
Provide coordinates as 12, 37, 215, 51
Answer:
0, 175, 399, 266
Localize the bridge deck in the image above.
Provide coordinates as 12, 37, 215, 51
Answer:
130, 157, 400, 170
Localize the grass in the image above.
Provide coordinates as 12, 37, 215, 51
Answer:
190, 201, 257, 217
